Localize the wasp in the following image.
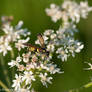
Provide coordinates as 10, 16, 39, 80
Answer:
23, 34, 49, 56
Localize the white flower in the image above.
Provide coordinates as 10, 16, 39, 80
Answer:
47, 64, 61, 74
8, 60, 18, 67
56, 47, 68, 61
15, 21, 23, 30
18, 65, 25, 71
46, 1, 92, 24
80, 1, 92, 18
31, 55, 38, 62
0, 16, 31, 56
50, 33, 56, 39
75, 43, 84, 53
47, 43, 55, 52
16, 56, 22, 62
46, 4, 62, 22
67, 41, 84, 57
22, 71, 35, 85
62, 0, 80, 23
44, 29, 54, 36
26, 62, 38, 70
0, 42, 12, 56
39, 73, 52, 87
8, 56, 22, 67
12, 74, 22, 91
15, 37, 30, 51
22, 52, 31, 63
40, 63, 49, 70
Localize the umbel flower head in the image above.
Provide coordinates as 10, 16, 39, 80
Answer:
8, 50, 61, 91
0, 16, 30, 56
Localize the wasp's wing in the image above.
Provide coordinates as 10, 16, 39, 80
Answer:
37, 33, 45, 48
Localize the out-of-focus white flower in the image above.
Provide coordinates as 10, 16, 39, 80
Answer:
12, 74, 22, 91
46, 4, 62, 22
0, 17, 31, 56
46, 1, 92, 24
15, 37, 30, 51
15, 21, 23, 30
22, 71, 35, 85
80, 1, 92, 18
62, 0, 80, 23
8, 60, 18, 67
44, 29, 54, 36
8, 56, 22, 67
39, 73, 53, 87
47, 64, 61, 74
0, 41, 12, 56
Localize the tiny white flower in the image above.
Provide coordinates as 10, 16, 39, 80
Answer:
22, 52, 31, 63
56, 47, 68, 61
44, 29, 54, 36
47, 43, 55, 52
46, 4, 62, 22
8, 60, 18, 67
12, 74, 22, 91
39, 73, 53, 87
0, 42, 12, 56
47, 64, 61, 74
15, 37, 30, 51
22, 71, 35, 85
75, 44, 84, 53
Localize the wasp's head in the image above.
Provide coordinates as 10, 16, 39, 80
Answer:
37, 33, 42, 38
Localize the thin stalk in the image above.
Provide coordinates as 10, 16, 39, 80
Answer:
84, 82, 92, 88
0, 80, 10, 92
0, 54, 11, 88
10, 49, 15, 80
10, 49, 14, 59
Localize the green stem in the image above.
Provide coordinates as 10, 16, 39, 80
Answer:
10, 49, 15, 80
0, 54, 11, 88
84, 82, 92, 88
0, 80, 10, 92
10, 49, 14, 59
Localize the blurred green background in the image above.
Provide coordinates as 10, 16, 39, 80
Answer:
0, 0, 92, 92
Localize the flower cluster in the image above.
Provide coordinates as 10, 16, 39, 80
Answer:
8, 50, 61, 91
46, 1, 92, 27
35, 25, 84, 62
0, 16, 30, 56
